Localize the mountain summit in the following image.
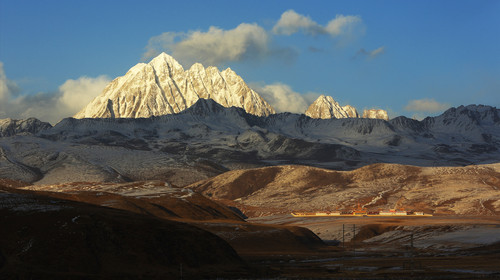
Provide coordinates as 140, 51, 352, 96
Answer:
74, 53, 275, 119
305, 95, 388, 120
305, 95, 359, 119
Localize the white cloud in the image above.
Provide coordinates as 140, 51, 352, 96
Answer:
404, 98, 450, 113
143, 23, 271, 67
0, 62, 20, 101
325, 15, 363, 37
58, 76, 110, 114
0, 62, 110, 124
0, 62, 9, 100
143, 10, 364, 66
273, 10, 363, 38
272, 10, 324, 36
252, 82, 319, 114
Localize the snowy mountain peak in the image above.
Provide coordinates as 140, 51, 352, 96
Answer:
362, 109, 389, 121
74, 53, 275, 119
189, 62, 205, 72
149, 52, 184, 72
342, 105, 360, 118
305, 95, 388, 120
183, 98, 231, 116
305, 95, 359, 119
425, 104, 500, 130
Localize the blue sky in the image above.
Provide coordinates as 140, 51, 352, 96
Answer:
0, 0, 499, 123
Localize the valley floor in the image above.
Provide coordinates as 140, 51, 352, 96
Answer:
242, 215, 500, 279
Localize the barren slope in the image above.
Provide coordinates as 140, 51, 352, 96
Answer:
18, 181, 326, 255
188, 163, 500, 216
20, 180, 244, 221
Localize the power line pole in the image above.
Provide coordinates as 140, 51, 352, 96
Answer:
342, 224, 345, 248
353, 224, 356, 256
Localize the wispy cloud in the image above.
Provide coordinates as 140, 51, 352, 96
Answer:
404, 98, 450, 113
354, 46, 385, 59
0, 62, 109, 124
251, 82, 319, 114
272, 10, 363, 38
143, 23, 279, 67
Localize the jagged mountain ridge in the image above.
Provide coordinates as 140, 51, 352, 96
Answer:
1, 100, 499, 185
74, 52, 393, 121
0, 118, 52, 137
305, 95, 359, 119
74, 53, 275, 119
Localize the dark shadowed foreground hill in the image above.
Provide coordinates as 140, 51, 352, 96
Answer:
0, 185, 247, 279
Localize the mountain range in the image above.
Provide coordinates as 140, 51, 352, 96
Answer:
75, 53, 387, 121
0, 99, 499, 186
74, 53, 275, 118
0, 52, 499, 189
2, 54, 499, 280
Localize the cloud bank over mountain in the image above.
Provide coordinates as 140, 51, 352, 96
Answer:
142, 10, 365, 67
143, 23, 271, 66
405, 98, 450, 113
0, 62, 109, 124
252, 82, 320, 114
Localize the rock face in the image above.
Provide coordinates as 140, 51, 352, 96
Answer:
305, 95, 359, 119
363, 109, 389, 121
342, 105, 360, 118
74, 53, 275, 119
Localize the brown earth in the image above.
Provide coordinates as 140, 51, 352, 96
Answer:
188, 163, 500, 217
15, 181, 328, 257
4, 161, 500, 279
20, 181, 244, 221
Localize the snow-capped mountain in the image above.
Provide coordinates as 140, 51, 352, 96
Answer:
1, 100, 499, 185
0, 118, 52, 137
363, 109, 389, 120
305, 95, 388, 120
305, 95, 359, 119
74, 53, 275, 119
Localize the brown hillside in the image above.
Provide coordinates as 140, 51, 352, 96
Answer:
188, 163, 500, 217
17, 181, 327, 256
20, 181, 244, 221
